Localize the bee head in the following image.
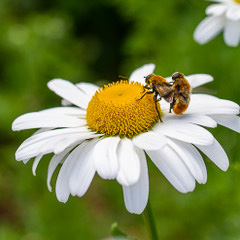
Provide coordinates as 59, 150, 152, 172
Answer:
144, 74, 154, 84
172, 72, 184, 81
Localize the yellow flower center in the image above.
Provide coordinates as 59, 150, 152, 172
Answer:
234, 0, 240, 3
86, 80, 160, 138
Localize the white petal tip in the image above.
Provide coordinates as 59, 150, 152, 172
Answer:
47, 78, 65, 88
143, 63, 155, 68
194, 38, 206, 45
47, 181, 53, 192
202, 179, 207, 185
221, 164, 229, 172
193, 32, 208, 45
11, 123, 17, 131
97, 172, 116, 180
180, 184, 196, 194
56, 196, 69, 203
15, 156, 21, 161
69, 187, 85, 198
127, 209, 144, 215
129, 63, 156, 84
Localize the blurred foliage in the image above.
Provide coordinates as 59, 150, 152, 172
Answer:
0, 0, 240, 239
111, 222, 137, 240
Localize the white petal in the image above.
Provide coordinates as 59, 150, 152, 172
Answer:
154, 120, 214, 145
226, 7, 240, 21
15, 127, 94, 160
12, 112, 87, 131
32, 128, 53, 135
47, 148, 70, 191
164, 114, 217, 128
188, 94, 239, 115
54, 132, 102, 155
186, 74, 213, 88
164, 76, 172, 82
55, 145, 84, 203
196, 138, 229, 171
122, 148, 149, 214
190, 94, 220, 101
210, 114, 240, 133
209, 0, 225, 2
39, 107, 86, 116
116, 139, 140, 187
167, 138, 207, 184
129, 63, 155, 85
56, 146, 82, 202
32, 155, 43, 176
22, 158, 31, 164
132, 131, 167, 150
47, 79, 90, 109
206, 4, 227, 16
61, 99, 71, 106
147, 145, 196, 193
93, 137, 120, 180
223, 20, 240, 47
194, 16, 225, 44
53, 136, 84, 155
76, 82, 99, 98
69, 140, 98, 197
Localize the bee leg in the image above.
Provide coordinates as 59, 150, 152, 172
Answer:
137, 90, 154, 101
141, 85, 151, 94
154, 93, 163, 122
155, 102, 163, 122
169, 101, 174, 113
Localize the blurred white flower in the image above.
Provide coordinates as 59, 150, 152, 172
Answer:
12, 64, 240, 214
194, 0, 240, 47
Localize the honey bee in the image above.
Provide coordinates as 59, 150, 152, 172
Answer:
138, 72, 191, 122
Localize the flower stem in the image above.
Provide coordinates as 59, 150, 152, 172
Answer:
142, 201, 159, 240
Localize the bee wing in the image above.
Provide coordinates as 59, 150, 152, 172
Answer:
164, 95, 174, 103
155, 84, 171, 96
192, 86, 216, 95
155, 84, 174, 103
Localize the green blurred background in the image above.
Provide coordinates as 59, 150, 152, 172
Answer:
1, 0, 240, 239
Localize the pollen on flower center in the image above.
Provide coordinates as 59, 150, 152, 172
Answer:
234, 0, 240, 3
86, 80, 160, 138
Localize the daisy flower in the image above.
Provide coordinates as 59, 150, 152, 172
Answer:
12, 64, 240, 214
194, 0, 240, 47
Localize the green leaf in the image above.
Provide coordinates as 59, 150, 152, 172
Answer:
111, 223, 138, 240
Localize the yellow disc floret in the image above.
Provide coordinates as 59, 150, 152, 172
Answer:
234, 0, 240, 3
86, 80, 161, 138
